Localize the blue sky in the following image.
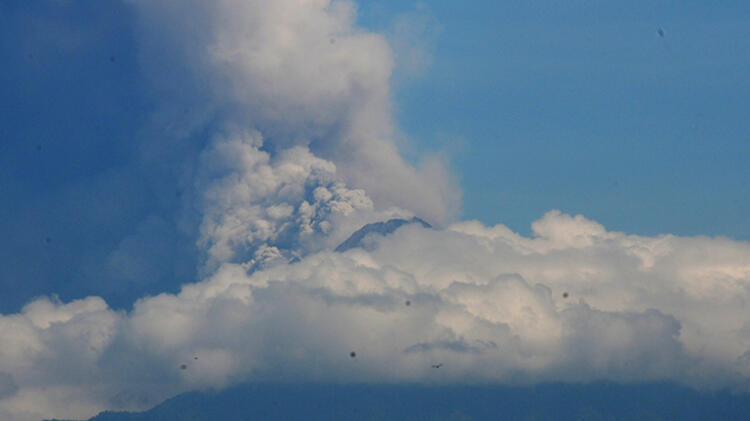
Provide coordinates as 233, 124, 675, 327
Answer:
1, 1, 750, 420
357, 0, 750, 239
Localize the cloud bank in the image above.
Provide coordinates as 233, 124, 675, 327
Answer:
3, 211, 750, 420
1, 1, 749, 420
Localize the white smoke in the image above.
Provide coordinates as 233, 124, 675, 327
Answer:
1, 1, 749, 421
129, 0, 459, 225
194, 129, 376, 270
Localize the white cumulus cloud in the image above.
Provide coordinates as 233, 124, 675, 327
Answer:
3, 214, 750, 420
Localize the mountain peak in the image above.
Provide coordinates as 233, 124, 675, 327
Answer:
335, 217, 431, 252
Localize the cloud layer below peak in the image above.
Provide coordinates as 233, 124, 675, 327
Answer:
3, 211, 750, 420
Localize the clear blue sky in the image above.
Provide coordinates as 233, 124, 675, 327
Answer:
360, 0, 750, 239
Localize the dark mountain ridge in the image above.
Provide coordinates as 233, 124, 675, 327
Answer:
44, 382, 750, 421
335, 217, 432, 252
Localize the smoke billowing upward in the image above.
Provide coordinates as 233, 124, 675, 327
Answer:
130, 0, 459, 226
1, 1, 749, 421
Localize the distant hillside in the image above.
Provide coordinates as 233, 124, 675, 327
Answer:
45, 382, 750, 421
335, 217, 432, 252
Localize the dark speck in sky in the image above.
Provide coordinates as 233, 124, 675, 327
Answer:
110, 56, 116, 63
180, 364, 187, 370
350, 351, 356, 358
45, 237, 52, 244
194, 356, 198, 360
562, 292, 569, 298
657, 27, 665, 37
405, 300, 411, 306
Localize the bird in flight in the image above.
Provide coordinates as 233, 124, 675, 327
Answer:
431, 363, 443, 369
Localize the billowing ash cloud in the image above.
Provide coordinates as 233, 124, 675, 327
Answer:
129, 0, 458, 225
1, 1, 750, 421
194, 129, 375, 270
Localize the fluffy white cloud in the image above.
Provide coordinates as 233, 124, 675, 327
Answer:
3, 212, 750, 420
0, 297, 121, 421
